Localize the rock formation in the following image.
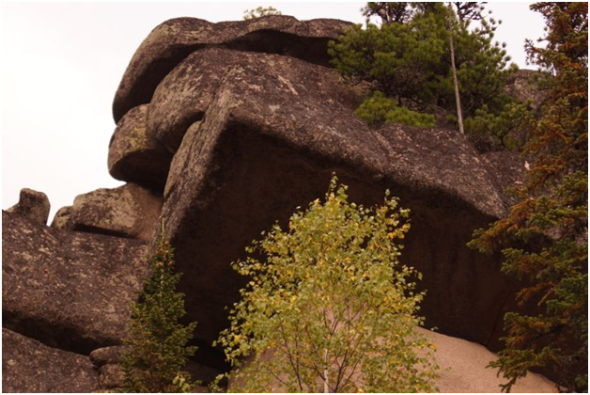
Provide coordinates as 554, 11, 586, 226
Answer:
3, 15, 555, 392
7, 188, 51, 225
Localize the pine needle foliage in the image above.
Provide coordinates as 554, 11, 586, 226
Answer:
214, 176, 439, 393
469, 3, 588, 392
329, 3, 520, 148
119, 232, 198, 393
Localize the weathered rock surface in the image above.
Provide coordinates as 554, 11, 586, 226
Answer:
50, 205, 74, 230
505, 69, 545, 110
148, 47, 518, 348
149, 47, 364, 153
108, 104, 173, 190
113, 16, 353, 122
2, 210, 149, 353
7, 188, 51, 225
482, 151, 527, 195
418, 328, 557, 393
70, 182, 163, 240
2, 328, 100, 393
89, 345, 129, 367
98, 364, 125, 390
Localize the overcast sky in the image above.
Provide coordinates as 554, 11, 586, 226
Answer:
1, 2, 545, 221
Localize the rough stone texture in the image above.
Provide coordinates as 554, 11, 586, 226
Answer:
71, 183, 163, 240
2, 210, 149, 353
417, 328, 557, 393
90, 346, 129, 367
150, 48, 518, 349
150, 48, 364, 153
7, 188, 51, 225
2, 328, 100, 393
505, 69, 546, 110
482, 151, 527, 197
98, 364, 125, 390
50, 205, 74, 230
108, 104, 173, 190
113, 16, 353, 122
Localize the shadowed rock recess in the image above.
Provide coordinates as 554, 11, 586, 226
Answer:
3, 16, 555, 392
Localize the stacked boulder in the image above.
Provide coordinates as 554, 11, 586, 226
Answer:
3, 15, 554, 392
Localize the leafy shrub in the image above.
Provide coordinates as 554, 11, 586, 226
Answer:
214, 175, 439, 393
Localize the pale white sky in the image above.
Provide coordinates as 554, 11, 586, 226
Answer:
1, 2, 545, 221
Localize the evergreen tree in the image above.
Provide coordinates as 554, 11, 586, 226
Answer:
329, 2, 519, 145
469, 3, 588, 392
119, 231, 198, 393
214, 176, 439, 393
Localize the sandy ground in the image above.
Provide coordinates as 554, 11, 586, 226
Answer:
418, 328, 557, 393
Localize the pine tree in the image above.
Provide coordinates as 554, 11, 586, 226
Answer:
329, 3, 518, 145
469, 3, 588, 392
119, 231, 198, 393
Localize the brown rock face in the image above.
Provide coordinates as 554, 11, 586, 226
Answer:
2, 210, 149, 353
50, 205, 74, 230
113, 16, 353, 122
70, 183, 163, 240
89, 346, 129, 367
2, 328, 100, 393
108, 104, 173, 190
131, 46, 518, 348
7, 188, 51, 225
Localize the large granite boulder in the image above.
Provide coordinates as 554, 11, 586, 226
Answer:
2, 210, 149, 353
7, 188, 51, 225
113, 16, 353, 122
119, 46, 520, 348
70, 182, 163, 240
2, 328, 100, 393
108, 104, 173, 190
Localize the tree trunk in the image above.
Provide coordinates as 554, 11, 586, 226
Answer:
448, 3, 465, 134
324, 348, 330, 393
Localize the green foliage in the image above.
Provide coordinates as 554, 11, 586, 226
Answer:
362, 2, 412, 25
355, 91, 435, 128
469, 3, 588, 392
214, 176, 439, 393
243, 6, 282, 20
119, 232, 198, 393
463, 100, 532, 151
329, 3, 520, 148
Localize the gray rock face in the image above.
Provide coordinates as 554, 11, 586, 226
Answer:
2, 210, 149, 353
135, 47, 519, 347
108, 104, 173, 190
7, 188, 50, 225
70, 183, 163, 240
113, 16, 354, 122
2, 328, 100, 393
